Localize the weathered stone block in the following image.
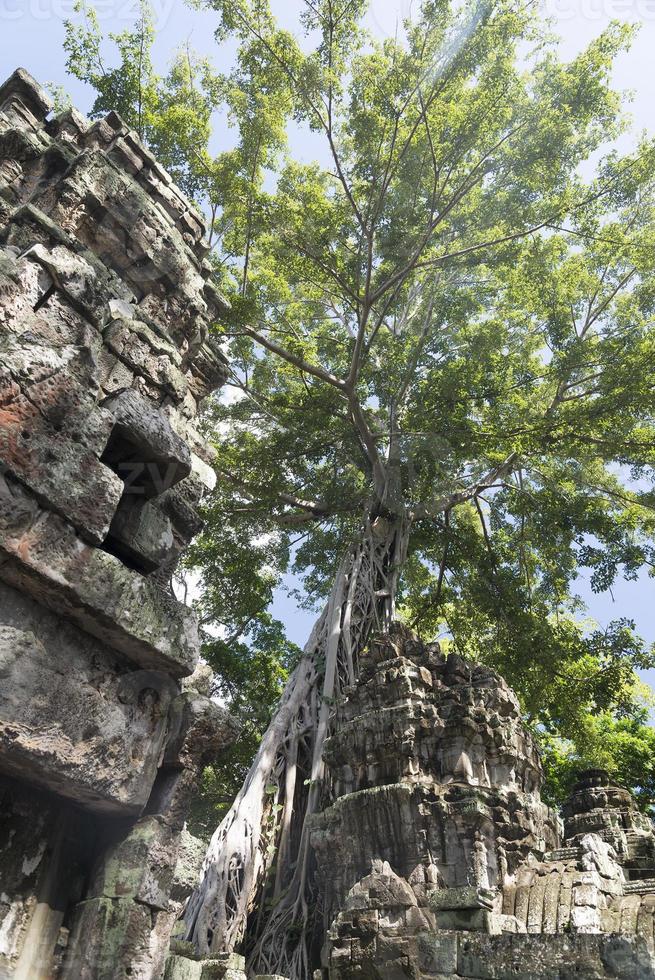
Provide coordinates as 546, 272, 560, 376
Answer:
570, 903, 602, 933
107, 495, 179, 573
456, 933, 655, 978
0, 68, 52, 128
0, 775, 98, 978
0, 366, 123, 544
431, 887, 496, 912
170, 830, 208, 904
416, 932, 458, 974
0, 779, 53, 974
201, 953, 247, 979
101, 388, 192, 497
0, 581, 176, 812
573, 882, 600, 906
434, 908, 489, 932
160, 474, 204, 540
600, 933, 655, 976
64, 896, 169, 980
0, 472, 199, 675
104, 317, 187, 401
85, 815, 178, 908
164, 956, 203, 980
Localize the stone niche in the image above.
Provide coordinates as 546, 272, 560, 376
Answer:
0, 68, 236, 980
311, 626, 655, 979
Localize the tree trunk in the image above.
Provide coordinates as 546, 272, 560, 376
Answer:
184, 510, 409, 978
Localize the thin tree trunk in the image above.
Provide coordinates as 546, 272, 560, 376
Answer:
185, 510, 409, 978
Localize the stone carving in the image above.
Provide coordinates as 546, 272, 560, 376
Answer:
0, 68, 236, 980
310, 626, 655, 978
312, 625, 558, 930
504, 771, 655, 954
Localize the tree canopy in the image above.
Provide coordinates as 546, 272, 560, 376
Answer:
63, 0, 655, 970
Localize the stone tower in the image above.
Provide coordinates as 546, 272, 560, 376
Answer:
311, 626, 655, 978
0, 69, 234, 980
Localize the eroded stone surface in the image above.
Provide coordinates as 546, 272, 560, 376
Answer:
311, 627, 655, 979
312, 627, 558, 934
0, 580, 179, 813
0, 67, 234, 980
0, 776, 100, 979
0, 470, 200, 676
0, 66, 228, 665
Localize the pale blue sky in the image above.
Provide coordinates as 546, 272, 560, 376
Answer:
2, 1, 655, 679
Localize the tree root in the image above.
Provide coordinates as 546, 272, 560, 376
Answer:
185, 513, 409, 978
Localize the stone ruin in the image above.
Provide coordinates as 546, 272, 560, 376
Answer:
0, 67, 237, 980
1, 69, 655, 980
310, 626, 655, 979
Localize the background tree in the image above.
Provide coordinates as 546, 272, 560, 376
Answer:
62, 1, 655, 976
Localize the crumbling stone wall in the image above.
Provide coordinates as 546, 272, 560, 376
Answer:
0, 68, 235, 980
311, 626, 655, 979
313, 629, 558, 917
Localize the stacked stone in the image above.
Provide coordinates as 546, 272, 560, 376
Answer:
501, 770, 655, 948
0, 68, 234, 980
311, 625, 559, 977
563, 769, 655, 877
163, 951, 249, 980
568, 772, 655, 958
501, 834, 626, 935
311, 628, 655, 979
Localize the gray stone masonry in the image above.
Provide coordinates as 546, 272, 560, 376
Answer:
0, 68, 236, 980
309, 625, 655, 978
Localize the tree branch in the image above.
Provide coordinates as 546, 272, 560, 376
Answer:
241, 324, 346, 390
411, 452, 519, 520
348, 394, 387, 498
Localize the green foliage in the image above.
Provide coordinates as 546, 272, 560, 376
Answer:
63, 1, 225, 206
64, 0, 158, 137
46, 83, 72, 113
64, 0, 655, 813
540, 708, 655, 811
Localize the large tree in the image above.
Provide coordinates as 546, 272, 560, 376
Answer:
64, 1, 655, 976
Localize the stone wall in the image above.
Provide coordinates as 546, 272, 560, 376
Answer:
311, 626, 655, 979
0, 68, 235, 980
